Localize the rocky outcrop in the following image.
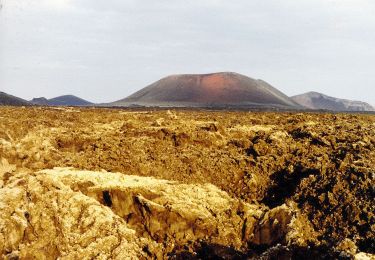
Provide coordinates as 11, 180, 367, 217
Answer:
0, 165, 150, 259
0, 163, 318, 258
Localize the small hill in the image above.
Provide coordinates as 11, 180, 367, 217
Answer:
30, 97, 49, 105
0, 92, 30, 106
291, 92, 374, 112
112, 72, 300, 109
31, 95, 93, 106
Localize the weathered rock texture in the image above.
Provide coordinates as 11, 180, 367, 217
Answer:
0, 107, 374, 258
0, 165, 310, 259
0, 166, 150, 259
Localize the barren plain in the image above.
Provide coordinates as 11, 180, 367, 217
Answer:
0, 107, 374, 259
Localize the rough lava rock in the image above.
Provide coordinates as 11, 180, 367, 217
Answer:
0, 107, 374, 259
0, 165, 317, 259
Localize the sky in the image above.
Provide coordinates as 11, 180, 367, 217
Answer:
1, 0, 375, 104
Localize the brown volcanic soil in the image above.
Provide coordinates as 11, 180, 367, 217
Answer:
114, 72, 299, 108
0, 107, 374, 259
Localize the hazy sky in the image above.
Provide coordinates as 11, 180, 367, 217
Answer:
1, 0, 375, 104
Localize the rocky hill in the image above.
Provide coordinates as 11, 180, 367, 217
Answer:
0, 92, 30, 106
291, 92, 374, 112
31, 95, 93, 106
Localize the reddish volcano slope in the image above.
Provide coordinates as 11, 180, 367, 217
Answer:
113, 72, 299, 108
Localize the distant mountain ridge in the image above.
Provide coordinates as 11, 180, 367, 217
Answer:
0, 92, 30, 106
31, 95, 93, 106
2, 75, 374, 112
291, 91, 374, 112
112, 72, 300, 109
